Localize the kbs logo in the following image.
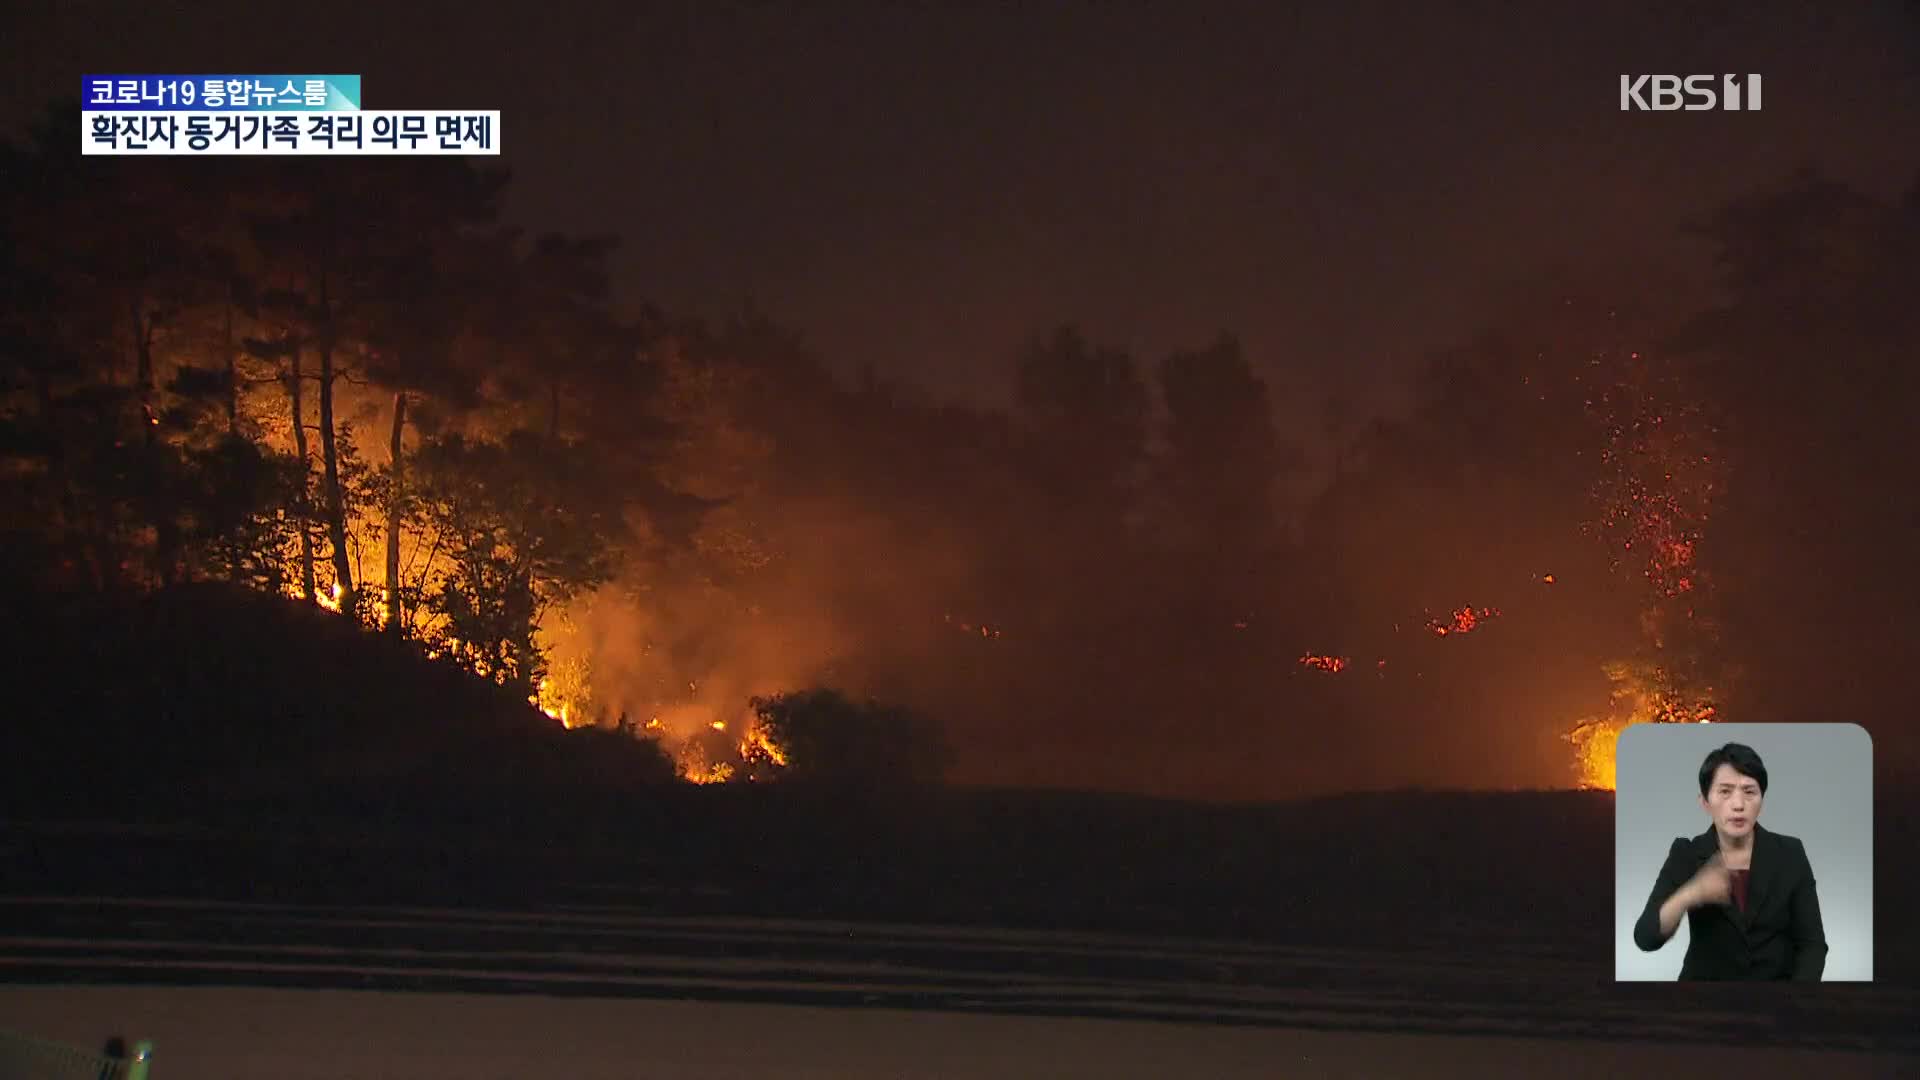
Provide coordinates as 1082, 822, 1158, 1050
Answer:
1619, 74, 1762, 111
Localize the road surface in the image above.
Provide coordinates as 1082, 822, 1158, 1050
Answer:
3, 984, 1910, 1080
1, 896, 1915, 1077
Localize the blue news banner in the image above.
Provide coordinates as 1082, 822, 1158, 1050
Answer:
85, 75, 363, 111
81, 75, 498, 156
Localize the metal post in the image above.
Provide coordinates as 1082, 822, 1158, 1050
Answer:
123, 1040, 154, 1080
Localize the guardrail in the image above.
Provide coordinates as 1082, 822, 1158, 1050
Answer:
0, 1029, 151, 1080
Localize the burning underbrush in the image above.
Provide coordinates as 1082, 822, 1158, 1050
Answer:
630, 702, 790, 785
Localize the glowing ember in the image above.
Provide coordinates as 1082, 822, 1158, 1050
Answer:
1585, 348, 1721, 602
943, 613, 1004, 639
1565, 342, 1728, 787
1427, 605, 1500, 636
1299, 653, 1349, 673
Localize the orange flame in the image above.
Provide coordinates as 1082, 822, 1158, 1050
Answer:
1564, 662, 1721, 790
740, 723, 790, 768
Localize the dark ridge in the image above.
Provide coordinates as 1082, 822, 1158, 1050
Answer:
0, 579, 677, 821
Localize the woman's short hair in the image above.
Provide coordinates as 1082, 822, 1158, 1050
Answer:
1698, 742, 1768, 796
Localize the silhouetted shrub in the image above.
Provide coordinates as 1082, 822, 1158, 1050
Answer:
741, 687, 950, 788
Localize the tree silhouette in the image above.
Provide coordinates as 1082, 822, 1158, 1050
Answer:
1015, 325, 1150, 533
1155, 335, 1293, 556
1673, 171, 1920, 726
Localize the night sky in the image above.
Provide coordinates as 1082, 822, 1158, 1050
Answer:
9, 1, 1918, 445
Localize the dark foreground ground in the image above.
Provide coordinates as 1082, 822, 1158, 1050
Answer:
2, 785, 1916, 1075
4, 985, 1909, 1079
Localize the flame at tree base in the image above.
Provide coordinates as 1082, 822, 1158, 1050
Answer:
669, 712, 789, 784
684, 760, 735, 784
1564, 659, 1719, 791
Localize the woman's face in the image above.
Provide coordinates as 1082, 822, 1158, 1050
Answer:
1700, 763, 1763, 840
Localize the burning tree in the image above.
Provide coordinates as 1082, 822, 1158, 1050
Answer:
409, 430, 624, 697
1563, 339, 1728, 789
1563, 658, 1719, 791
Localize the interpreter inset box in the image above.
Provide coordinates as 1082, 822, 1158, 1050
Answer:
1614, 722, 1872, 982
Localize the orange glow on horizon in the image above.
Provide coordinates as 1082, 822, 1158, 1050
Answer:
1564, 663, 1721, 790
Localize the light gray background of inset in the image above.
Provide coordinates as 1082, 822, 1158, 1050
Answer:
1613, 722, 1873, 981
